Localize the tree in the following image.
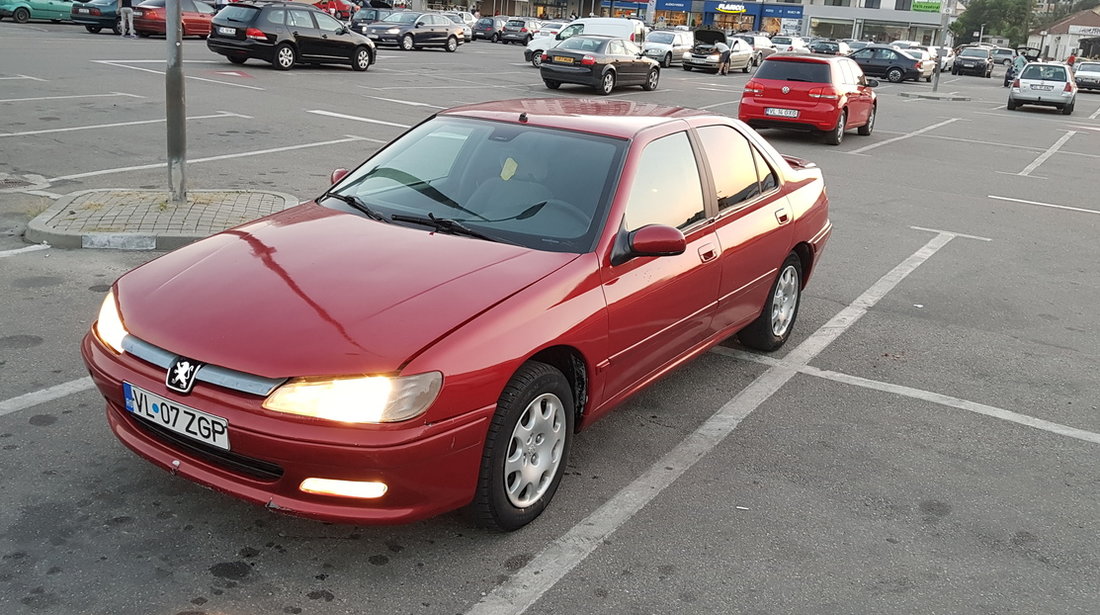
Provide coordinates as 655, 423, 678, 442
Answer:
950, 0, 1031, 45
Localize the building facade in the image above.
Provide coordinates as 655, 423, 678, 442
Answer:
1027, 7, 1100, 60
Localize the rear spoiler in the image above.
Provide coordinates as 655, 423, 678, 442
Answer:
782, 154, 818, 170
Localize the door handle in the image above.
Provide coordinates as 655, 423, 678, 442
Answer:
775, 208, 790, 224
698, 243, 718, 263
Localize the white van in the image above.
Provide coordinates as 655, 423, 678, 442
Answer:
524, 17, 648, 67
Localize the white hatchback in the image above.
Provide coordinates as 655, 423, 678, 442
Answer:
1008, 62, 1077, 114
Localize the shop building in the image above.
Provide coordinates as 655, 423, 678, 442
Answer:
1027, 7, 1100, 60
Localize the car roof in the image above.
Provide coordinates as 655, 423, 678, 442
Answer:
441, 99, 713, 140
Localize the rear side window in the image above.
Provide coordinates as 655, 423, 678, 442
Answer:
624, 132, 705, 231
219, 5, 259, 22
263, 9, 285, 25
755, 59, 831, 83
697, 126, 760, 211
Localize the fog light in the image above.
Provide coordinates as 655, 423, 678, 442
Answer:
299, 478, 387, 499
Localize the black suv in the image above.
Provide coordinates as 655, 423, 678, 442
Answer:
207, 2, 376, 71
952, 46, 994, 77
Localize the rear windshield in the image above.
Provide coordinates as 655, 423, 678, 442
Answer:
1021, 65, 1067, 81
755, 59, 831, 83
217, 5, 259, 22
506, 19, 525, 26
772, 36, 792, 45
476, 17, 494, 26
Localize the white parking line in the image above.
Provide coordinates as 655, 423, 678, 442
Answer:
848, 117, 960, 155
0, 111, 250, 138
466, 227, 980, 615
0, 92, 144, 103
0, 378, 94, 419
48, 135, 375, 182
0, 244, 50, 258
1090, 106, 1100, 120
711, 347, 1100, 446
362, 95, 446, 109
92, 60, 265, 91
0, 74, 47, 81
699, 100, 739, 109
988, 194, 1100, 215
1016, 130, 1076, 176
306, 109, 412, 128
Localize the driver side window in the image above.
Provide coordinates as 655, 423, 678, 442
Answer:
624, 132, 705, 232
314, 12, 345, 32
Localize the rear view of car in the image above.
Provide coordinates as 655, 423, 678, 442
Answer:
71, 0, 120, 34
739, 55, 877, 145
1008, 62, 1077, 114
473, 15, 507, 42
501, 17, 539, 44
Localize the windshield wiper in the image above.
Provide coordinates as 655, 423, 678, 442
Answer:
322, 192, 389, 223
391, 213, 510, 244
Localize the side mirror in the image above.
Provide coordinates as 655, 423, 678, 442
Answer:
612, 224, 686, 265
330, 168, 350, 184
415, 21, 424, 28
865, 78, 879, 87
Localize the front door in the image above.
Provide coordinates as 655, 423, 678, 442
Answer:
313, 11, 353, 59
286, 8, 323, 60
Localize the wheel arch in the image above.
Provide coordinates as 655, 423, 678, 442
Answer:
792, 242, 814, 289
525, 345, 589, 430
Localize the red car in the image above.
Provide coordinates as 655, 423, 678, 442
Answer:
82, 99, 831, 531
133, 0, 214, 37
313, 0, 357, 20
739, 54, 878, 145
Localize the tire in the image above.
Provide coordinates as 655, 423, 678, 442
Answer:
857, 104, 875, 136
111, 17, 120, 34
1062, 101, 1074, 115
352, 46, 371, 70
642, 68, 659, 91
742, 60, 749, 73
886, 67, 903, 83
51, 19, 60, 23
737, 253, 802, 351
662, 53, 671, 68
470, 361, 574, 531
524, 35, 530, 45
824, 109, 846, 145
490, 32, 499, 43
85, 25, 102, 33
598, 70, 615, 95
137, 30, 151, 37
400, 34, 415, 51
531, 50, 543, 68
228, 55, 247, 65
925, 75, 931, 82
1006, 98, 1017, 110
273, 43, 295, 70
1004, 58, 1011, 67
13, 7, 30, 23
682, 65, 692, 71
445, 35, 457, 52
544, 79, 560, 89
950, 68, 957, 75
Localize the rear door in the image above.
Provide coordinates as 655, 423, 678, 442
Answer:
839, 59, 872, 126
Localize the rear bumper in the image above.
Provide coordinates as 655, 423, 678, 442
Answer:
738, 97, 839, 132
1009, 90, 1074, 106
540, 64, 599, 88
207, 37, 275, 61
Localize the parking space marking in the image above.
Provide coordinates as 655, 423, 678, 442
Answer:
1090, 106, 1100, 120
712, 347, 1100, 446
988, 195, 1100, 216
699, 100, 739, 109
0, 92, 144, 104
0, 244, 50, 258
363, 95, 446, 109
848, 117, 960, 155
92, 60, 265, 91
1016, 130, 1076, 177
467, 228, 974, 615
49, 135, 374, 182
0, 377, 93, 420
0, 74, 47, 81
306, 109, 411, 128
0, 111, 249, 138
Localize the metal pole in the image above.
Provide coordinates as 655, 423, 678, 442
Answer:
166, 0, 186, 205
931, 6, 947, 92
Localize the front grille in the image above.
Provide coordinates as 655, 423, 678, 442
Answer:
130, 414, 284, 481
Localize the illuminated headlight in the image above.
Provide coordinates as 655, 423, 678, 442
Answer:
386, 27, 399, 34
94, 290, 128, 354
262, 372, 442, 423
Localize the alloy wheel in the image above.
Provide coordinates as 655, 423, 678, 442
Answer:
770, 265, 800, 337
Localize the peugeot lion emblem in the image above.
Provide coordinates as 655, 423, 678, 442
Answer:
166, 357, 203, 394
781, 86, 791, 94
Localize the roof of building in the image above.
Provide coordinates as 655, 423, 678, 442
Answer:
1031, 6, 1100, 36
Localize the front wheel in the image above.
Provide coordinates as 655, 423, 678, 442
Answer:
85, 25, 102, 33
857, 105, 875, 136
662, 53, 671, 68
352, 46, 371, 70
886, 67, 903, 83
824, 109, 847, 145
470, 361, 574, 531
445, 35, 457, 52
273, 43, 295, 70
13, 7, 30, 23
598, 70, 615, 95
642, 68, 659, 91
682, 65, 692, 71
737, 253, 803, 351
401, 33, 414, 51
742, 60, 750, 73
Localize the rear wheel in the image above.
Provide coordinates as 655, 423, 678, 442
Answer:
1006, 98, 1017, 110
137, 30, 151, 37
857, 105, 875, 136
13, 7, 29, 23
824, 109, 846, 145
544, 79, 560, 89
85, 25, 102, 33
599, 71, 615, 95
886, 67, 903, 83
925, 75, 931, 82
445, 35, 457, 52
642, 68, 659, 91
738, 253, 802, 351
490, 32, 499, 43
401, 33, 414, 50
470, 361, 574, 531
228, 55, 247, 65
352, 46, 371, 70
111, 16, 120, 34
273, 43, 295, 70
1062, 101, 1075, 115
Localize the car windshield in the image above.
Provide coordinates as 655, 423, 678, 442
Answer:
1021, 65, 1067, 81
755, 59, 831, 83
648, 32, 674, 44
383, 12, 421, 24
959, 48, 988, 58
326, 117, 627, 253
1077, 62, 1100, 72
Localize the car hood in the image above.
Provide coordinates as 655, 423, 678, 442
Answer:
693, 30, 726, 45
116, 203, 579, 378
643, 41, 672, 52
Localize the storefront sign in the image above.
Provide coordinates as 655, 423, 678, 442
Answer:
1069, 25, 1100, 36
912, 0, 941, 12
761, 4, 803, 18
656, 0, 690, 9
716, 3, 747, 13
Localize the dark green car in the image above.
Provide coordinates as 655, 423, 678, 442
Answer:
0, 0, 75, 23
70, 0, 120, 33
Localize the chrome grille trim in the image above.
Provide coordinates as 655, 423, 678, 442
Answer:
122, 335, 287, 397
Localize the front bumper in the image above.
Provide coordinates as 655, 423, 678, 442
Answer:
683, 55, 720, 70
82, 332, 494, 524
1075, 78, 1100, 91
954, 62, 988, 75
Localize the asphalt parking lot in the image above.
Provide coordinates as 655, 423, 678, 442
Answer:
2, 20, 1099, 615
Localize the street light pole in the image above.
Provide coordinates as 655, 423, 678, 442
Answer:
979, 22, 985, 44
165, 0, 186, 205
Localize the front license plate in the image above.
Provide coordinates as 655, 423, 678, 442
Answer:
124, 382, 230, 450
1031, 84, 1054, 90
765, 107, 799, 118
553, 56, 574, 64
368, 33, 379, 39
218, 26, 235, 35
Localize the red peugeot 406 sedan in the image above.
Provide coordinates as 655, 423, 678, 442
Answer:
82, 99, 831, 531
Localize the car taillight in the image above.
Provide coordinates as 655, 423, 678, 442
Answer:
1064, 81, 1074, 92
540, 52, 548, 61
914, 61, 921, 69
580, 55, 596, 66
808, 86, 839, 99
520, 27, 527, 32
90, 7, 100, 14
1012, 79, 1020, 88
630, 33, 635, 41
743, 79, 763, 95
245, 27, 266, 40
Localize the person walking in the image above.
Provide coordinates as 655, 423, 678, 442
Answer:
118, 0, 135, 38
